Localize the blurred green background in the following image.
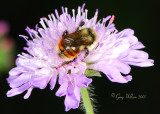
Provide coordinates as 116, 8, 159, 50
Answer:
0, 0, 159, 114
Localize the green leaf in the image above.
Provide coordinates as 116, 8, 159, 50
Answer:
85, 69, 101, 77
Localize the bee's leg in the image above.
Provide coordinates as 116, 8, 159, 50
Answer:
56, 59, 74, 69
76, 21, 85, 32
64, 58, 76, 65
79, 21, 85, 27
62, 30, 68, 36
84, 48, 89, 58
59, 57, 77, 67
95, 43, 99, 49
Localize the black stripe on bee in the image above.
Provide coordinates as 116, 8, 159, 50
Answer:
87, 28, 95, 43
58, 49, 64, 56
65, 47, 75, 56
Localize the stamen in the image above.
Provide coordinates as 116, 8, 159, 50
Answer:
85, 9, 88, 19
96, 9, 98, 13
93, 9, 98, 23
43, 18, 49, 28
51, 13, 56, 22
35, 24, 38, 31
25, 27, 40, 39
65, 7, 68, 14
55, 9, 60, 19
81, 3, 86, 12
48, 14, 52, 21
19, 35, 29, 41
23, 47, 28, 50
72, 9, 75, 21
40, 18, 47, 30
78, 6, 81, 15
102, 16, 111, 24
61, 6, 65, 14
17, 54, 29, 58
109, 15, 115, 24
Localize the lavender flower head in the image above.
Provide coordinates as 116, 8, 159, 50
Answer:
7, 4, 154, 111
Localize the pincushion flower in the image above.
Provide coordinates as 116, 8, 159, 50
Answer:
0, 21, 9, 36
0, 21, 15, 72
7, 3, 154, 112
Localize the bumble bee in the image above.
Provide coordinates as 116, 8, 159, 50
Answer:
57, 21, 98, 64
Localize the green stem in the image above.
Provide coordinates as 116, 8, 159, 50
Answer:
81, 88, 94, 114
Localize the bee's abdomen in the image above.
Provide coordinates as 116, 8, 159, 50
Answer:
63, 47, 80, 59
58, 39, 80, 59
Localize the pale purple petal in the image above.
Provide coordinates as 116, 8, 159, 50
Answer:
9, 67, 25, 76
88, 61, 132, 83
127, 59, 154, 67
75, 75, 92, 88
121, 50, 154, 67
24, 86, 33, 99
9, 73, 31, 88
58, 68, 68, 84
111, 59, 131, 74
64, 93, 79, 111
67, 82, 75, 95
123, 75, 132, 82
104, 67, 132, 83
56, 73, 90, 111
116, 29, 134, 38
73, 86, 81, 102
7, 67, 25, 83
7, 83, 31, 97
31, 76, 50, 89
130, 41, 145, 49
56, 82, 68, 97
116, 29, 145, 50
50, 71, 58, 90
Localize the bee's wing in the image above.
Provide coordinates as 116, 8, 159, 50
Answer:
63, 37, 75, 46
75, 36, 92, 45
63, 35, 85, 46
63, 33, 92, 46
